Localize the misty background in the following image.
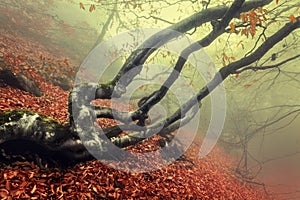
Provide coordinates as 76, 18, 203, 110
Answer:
1, 0, 299, 194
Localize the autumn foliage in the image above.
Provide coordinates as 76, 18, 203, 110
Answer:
0, 29, 274, 199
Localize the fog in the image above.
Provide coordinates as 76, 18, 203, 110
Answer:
1, 0, 300, 198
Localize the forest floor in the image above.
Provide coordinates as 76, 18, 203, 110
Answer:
0, 27, 277, 199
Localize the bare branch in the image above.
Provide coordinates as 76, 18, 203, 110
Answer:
106, 0, 273, 98
236, 54, 300, 73
135, 0, 246, 117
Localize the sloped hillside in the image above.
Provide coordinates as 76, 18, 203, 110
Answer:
0, 29, 274, 199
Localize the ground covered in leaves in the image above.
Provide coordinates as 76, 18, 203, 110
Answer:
0, 28, 275, 199
0, 142, 271, 200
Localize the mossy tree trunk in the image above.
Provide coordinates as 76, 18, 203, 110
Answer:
0, 110, 93, 168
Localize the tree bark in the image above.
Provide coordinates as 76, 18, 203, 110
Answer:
0, 69, 42, 97
0, 110, 93, 168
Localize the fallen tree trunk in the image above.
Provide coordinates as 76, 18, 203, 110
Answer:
0, 69, 42, 97
0, 110, 93, 168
